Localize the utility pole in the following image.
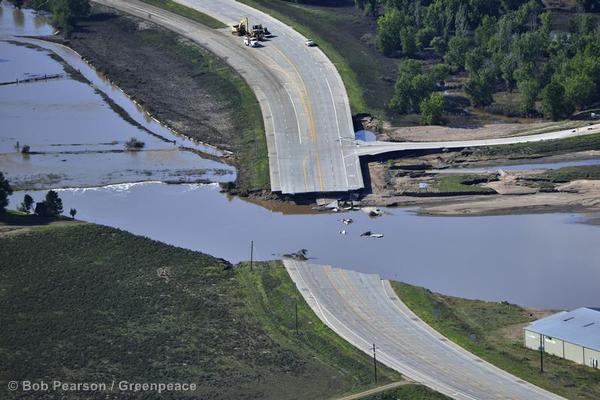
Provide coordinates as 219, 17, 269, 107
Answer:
250, 240, 254, 271
372, 343, 378, 383
295, 302, 299, 336
539, 335, 544, 373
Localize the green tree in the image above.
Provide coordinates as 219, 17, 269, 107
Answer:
0, 172, 12, 213
18, 194, 34, 214
541, 81, 574, 120
516, 77, 539, 115
377, 8, 404, 56
419, 92, 446, 125
464, 68, 495, 107
389, 60, 436, 115
430, 36, 446, 56
35, 190, 63, 217
577, 0, 600, 12
400, 26, 417, 55
51, 0, 90, 37
563, 73, 596, 110
69, 208, 77, 219
445, 36, 471, 69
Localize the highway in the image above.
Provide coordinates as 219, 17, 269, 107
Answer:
284, 260, 565, 400
357, 123, 600, 156
94, 0, 363, 194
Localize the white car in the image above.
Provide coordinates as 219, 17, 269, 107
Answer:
244, 37, 259, 48
305, 39, 316, 47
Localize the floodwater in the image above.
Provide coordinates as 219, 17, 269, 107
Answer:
11, 182, 600, 310
0, 3, 234, 189
3, 3, 600, 310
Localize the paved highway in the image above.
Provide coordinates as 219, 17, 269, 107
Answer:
285, 260, 565, 400
94, 0, 363, 194
357, 123, 600, 156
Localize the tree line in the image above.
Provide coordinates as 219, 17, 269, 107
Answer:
0, 172, 76, 218
356, 0, 600, 122
10, 0, 90, 37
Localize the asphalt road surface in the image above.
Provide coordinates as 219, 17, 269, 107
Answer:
357, 123, 600, 156
94, 0, 363, 194
284, 260, 565, 400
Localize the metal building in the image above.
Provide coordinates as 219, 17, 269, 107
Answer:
524, 307, 600, 368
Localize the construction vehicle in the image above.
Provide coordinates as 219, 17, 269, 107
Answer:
250, 24, 270, 40
232, 17, 270, 40
231, 17, 249, 36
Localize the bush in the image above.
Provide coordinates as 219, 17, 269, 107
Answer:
124, 137, 145, 151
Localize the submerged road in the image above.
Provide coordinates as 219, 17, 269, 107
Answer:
357, 123, 600, 156
285, 260, 565, 400
94, 0, 363, 194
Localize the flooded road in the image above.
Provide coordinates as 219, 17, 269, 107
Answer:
3, 3, 599, 311
11, 182, 600, 310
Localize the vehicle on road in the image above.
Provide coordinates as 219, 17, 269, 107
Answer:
305, 39, 316, 47
244, 36, 259, 47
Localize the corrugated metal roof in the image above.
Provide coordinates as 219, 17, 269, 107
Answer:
525, 308, 600, 351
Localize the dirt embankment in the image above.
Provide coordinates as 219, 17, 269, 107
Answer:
61, 8, 239, 152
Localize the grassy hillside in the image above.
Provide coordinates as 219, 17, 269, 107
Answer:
0, 222, 400, 400
392, 282, 600, 400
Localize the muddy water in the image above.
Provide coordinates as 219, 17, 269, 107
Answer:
11, 183, 600, 310
0, 3, 234, 189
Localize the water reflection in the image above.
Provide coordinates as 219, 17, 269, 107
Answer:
12, 8, 24, 28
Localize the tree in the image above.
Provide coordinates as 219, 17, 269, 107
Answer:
389, 60, 436, 115
377, 8, 404, 56
400, 26, 417, 55
577, 0, 600, 12
445, 36, 471, 69
563, 73, 596, 110
464, 68, 495, 107
541, 81, 574, 120
430, 36, 446, 56
19, 194, 34, 214
35, 190, 63, 217
419, 92, 446, 125
51, 0, 91, 37
517, 77, 539, 115
69, 208, 77, 219
0, 172, 12, 214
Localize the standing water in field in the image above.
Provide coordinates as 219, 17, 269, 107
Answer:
0, 2, 235, 189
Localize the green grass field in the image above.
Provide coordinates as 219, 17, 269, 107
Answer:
473, 131, 600, 160
392, 282, 600, 400
0, 222, 400, 399
430, 174, 496, 194
140, 0, 226, 28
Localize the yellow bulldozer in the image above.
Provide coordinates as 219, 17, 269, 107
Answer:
231, 17, 249, 36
